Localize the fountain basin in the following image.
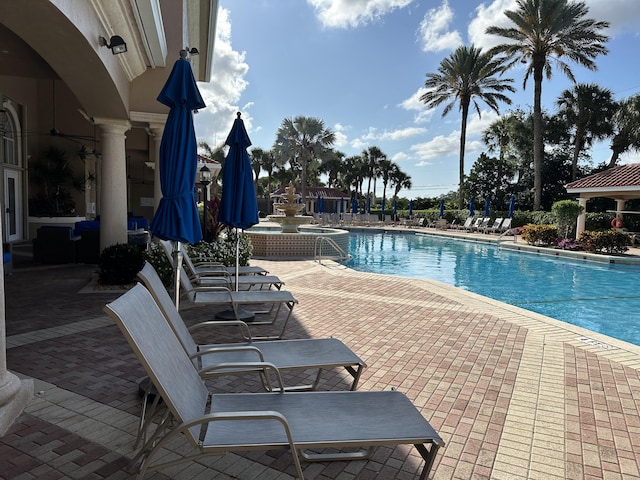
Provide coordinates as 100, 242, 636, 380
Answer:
247, 224, 349, 258
266, 214, 313, 233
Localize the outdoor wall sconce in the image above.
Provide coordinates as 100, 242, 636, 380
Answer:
99, 35, 128, 55
199, 165, 211, 240
186, 47, 199, 56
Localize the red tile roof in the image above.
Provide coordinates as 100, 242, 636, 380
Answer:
566, 163, 640, 191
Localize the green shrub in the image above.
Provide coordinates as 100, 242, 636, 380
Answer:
144, 242, 173, 286
98, 243, 145, 285
520, 224, 559, 246
578, 230, 631, 254
552, 200, 584, 238
187, 230, 253, 266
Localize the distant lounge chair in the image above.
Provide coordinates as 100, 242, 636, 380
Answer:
472, 218, 490, 232
493, 217, 512, 234
137, 262, 365, 392
456, 217, 474, 230
481, 217, 503, 234
465, 217, 484, 232
104, 284, 444, 480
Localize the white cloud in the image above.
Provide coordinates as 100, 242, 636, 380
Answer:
194, 8, 251, 147
418, 0, 463, 52
360, 126, 427, 142
468, 0, 639, 50
466, 109, 500, 135
307, 0, 414, 28
468, 0, 517, 50
399, 88, 437, 124
410, 131, 483, 162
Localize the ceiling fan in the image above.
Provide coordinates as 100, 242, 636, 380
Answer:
45, 80, 98, 146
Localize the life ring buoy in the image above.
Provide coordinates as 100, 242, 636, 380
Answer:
611, 217, 623, 229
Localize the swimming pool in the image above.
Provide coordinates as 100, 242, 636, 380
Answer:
347, 231, 640, 347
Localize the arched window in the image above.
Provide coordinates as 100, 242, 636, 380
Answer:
1, 108, 18, 166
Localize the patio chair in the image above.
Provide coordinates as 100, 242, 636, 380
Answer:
158, 239, 268, 277
465, 217, 485, 232
148, 259, 297, 340
137, 262, 365, 392
104, 284, 444, 480
480, 217, 503, 234
456, 216, 474, 230
493, 217, 512, 234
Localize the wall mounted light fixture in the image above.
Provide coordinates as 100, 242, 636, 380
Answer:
99, 35, 127, 55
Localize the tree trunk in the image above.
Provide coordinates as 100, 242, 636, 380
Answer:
458, 101, 469, 210
533, 65, 544, 211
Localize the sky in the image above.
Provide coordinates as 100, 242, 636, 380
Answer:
194, 0, 640, 199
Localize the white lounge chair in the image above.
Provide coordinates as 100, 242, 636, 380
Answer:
104, 284, 444, 480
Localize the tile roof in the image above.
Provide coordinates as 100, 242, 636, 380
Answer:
566, 163, 640, 191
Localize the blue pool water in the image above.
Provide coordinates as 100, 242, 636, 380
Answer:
347, 231, 640, 347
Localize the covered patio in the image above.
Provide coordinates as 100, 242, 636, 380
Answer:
566, 163, 640, 235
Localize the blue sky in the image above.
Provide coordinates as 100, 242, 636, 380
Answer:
194, 0, 640, 198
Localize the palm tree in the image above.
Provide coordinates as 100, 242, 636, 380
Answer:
272, 116, 335, 208
556, 84, 616, 181
362, 146, 386, 205
250, 147, 266, 193
607, 94, 640, 168
378, 158, 393, 213
487, 0, 609, 209
421, 45, 514, 209
391, 168, 412, 200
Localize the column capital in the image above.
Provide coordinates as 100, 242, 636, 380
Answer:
93, 118, 131, 136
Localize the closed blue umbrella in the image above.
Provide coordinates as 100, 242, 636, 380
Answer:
508, 194, 516, 218
218, 112, 259, 292
381, 199, 386, 220
469, 198, 475, 217
352, 197, 358, 214
149, 53, 205, 307
340, 197, 344, 213
409, 200, 413, 218
317, 195, 321, 214
484, 196, 491, 217
439, 199, 445, 218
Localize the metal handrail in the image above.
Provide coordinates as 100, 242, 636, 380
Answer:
314, 236, 350, 265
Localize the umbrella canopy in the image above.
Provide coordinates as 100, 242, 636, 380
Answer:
340, 197, 344, 213
352, 197, 358, 214
409, 200, 413, 218
149, 54, 205, 308
439, 199, 445, 218
508, 194, 516, 218
218, 113, 259, 294
484, 196, 491, 217
150, 56, 205, 245
469, 198, 475, 217
317, 195, 322, 213
381, 199, 386, 219
218, 113, 259, 230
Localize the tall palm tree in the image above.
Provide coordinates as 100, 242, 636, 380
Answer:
378, 158, 393, 212
487, 0, 609, 209
421, 45, 514, 209
362, 146, 386, 205
607, 94, 640, 168
391, 168, 412, 200
272, 116, 335, 208
556, 84, 616, 181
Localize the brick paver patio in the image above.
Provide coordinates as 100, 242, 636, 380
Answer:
2, 245, 640, 479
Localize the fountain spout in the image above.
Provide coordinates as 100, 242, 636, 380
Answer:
268, 184, 313, 233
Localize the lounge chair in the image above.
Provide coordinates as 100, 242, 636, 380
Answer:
480, 217, 503, 234
149, 260, 297, 340
104, 284, 444, 480
467, 217, 487, 232
137, 262, 365, 391
158, 239, 268, 277
493, 217, 512, 234
455, 216, 473, 230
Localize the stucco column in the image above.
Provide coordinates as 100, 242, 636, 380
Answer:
576, 197, 587, 237
95, 119, 131, 250
148, 123, 164, 212
616, 199, 626, 224
0, 217, 33, 435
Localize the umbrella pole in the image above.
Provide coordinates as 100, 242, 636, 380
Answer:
236, 229, 240, 292
173, 241, 182, 310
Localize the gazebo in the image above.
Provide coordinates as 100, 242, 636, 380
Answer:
566, 163, 640, 235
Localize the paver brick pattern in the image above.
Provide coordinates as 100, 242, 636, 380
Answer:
2, 259, 640, 479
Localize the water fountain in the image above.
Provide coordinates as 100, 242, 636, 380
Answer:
267, 184, 313, 233
247, 184, 349, 258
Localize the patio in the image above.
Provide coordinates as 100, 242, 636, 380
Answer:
2, 248, 640, 479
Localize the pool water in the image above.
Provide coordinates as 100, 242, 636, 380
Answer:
347, 232, 640, 347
